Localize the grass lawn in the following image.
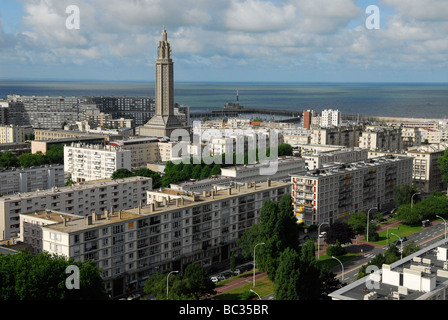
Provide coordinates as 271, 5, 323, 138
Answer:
316, 253, 360, 269
213, 272, 274, 300
370, 224, 423, 246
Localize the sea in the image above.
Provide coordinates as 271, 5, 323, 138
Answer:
1, 81, 447, 119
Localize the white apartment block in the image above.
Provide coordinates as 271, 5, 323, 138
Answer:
401, 127, 422, 149
64, 143, 132, 182
0, 124, 25, 144
311, 125, 363, 148
110, 138, 175, 169
369, 142, 448, 194
320, 109, 341, 128
279, 129, 312, 147
1, 176, 152, 240
291, 156, 413, 226
220, 156, 306, 183
419, 128, 448, 144
30, 179, 289, 298
303, 148, 369, 170
0, 165, 65, 196
359, 126, 403, 152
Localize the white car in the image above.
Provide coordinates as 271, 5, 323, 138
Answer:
210, 276, 219, 283
319, 231, 327, 238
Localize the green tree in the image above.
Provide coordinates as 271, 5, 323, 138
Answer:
210, 164, 222, 176
348, 211, 367, 234
393, 184, 420, 207
438, 149, 448, 191
111, 168, 133, 180
199, 166, 211, 179
326, 221, 355, 245
191, 164, 202, 179
274, 247, 301, 300
0, 250, 106, 300
0, 152, 18, 168
144, 265, 216, 300
45, 144, 64, 164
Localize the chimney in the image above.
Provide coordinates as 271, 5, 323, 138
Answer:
267, 178, 271, 186
119, 210, 122, 220
176, 198, 181, 207
63, 216, 67, 227
202, 190, 207, 197
85, 215, 92, 226
228, 187, 232, 195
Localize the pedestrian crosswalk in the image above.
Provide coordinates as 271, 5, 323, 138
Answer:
364, 253, 376, 259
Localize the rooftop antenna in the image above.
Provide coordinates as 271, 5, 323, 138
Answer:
236, 90, 239, 102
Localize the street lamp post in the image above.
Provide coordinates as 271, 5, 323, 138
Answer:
250, 289, 261, 300
166, 271, 179, 298
253, 242, 265, 287
387, 227, 398, 246
436, 215, 447, 239
391, 233, 403, 260
317, 222, 328, 261
411, 192, 420, 210
366, 208, 376, 242
332, 256, 344, 283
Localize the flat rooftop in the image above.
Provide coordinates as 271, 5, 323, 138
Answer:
39, 180, 290, 233
329, 238, 448, 300
0, 176, 151, 201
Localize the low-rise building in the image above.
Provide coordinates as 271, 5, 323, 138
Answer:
303, 147, 368, 170
329, 238, 448, 300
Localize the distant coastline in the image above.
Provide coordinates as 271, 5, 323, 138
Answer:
1, 80, 447, 119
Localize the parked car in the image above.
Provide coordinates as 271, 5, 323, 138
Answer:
319, 231, 327, 238
222, 271, 233, 279
210, 276, 219, 283
217, 274, 226, 281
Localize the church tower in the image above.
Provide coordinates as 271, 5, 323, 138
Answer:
140, 27, 187, 137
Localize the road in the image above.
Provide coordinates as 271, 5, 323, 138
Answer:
332, 220, 447, 284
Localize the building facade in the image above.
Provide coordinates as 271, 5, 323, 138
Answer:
0, 124, 25, 144
320, 109, 341, 128
0, 165, 65, 197
291, 155, 413, 225
0, 176, 152, 240
29, 180, 289, 298
64, 143, 132, 182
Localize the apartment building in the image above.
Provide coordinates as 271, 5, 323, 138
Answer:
0, 176, 152, 240
291, 155, 413, 226
279, 129, 312, 147
110, 138, 175, 169
34, 128, 125, 143
320, 109, 341, 128
303, 148, 369, 170
221, 156, 306, 183
369, 142, 448, 193
7, 94, 82, 129
0, 124, 25, 143
64, 143, 132, 182
31, 179, 289, 297
329, 238, 448, 300
401, 127, 422, 149
0, 165, 65, 196
419, 128, 448, 144
359, 126, 403, 152
311, 125, 363, 148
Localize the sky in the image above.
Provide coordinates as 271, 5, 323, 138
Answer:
0, 0, 447, 83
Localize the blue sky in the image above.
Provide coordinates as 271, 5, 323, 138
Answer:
0, 0, 447, 83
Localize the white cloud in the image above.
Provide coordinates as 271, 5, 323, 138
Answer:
0, 0, 446, 81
